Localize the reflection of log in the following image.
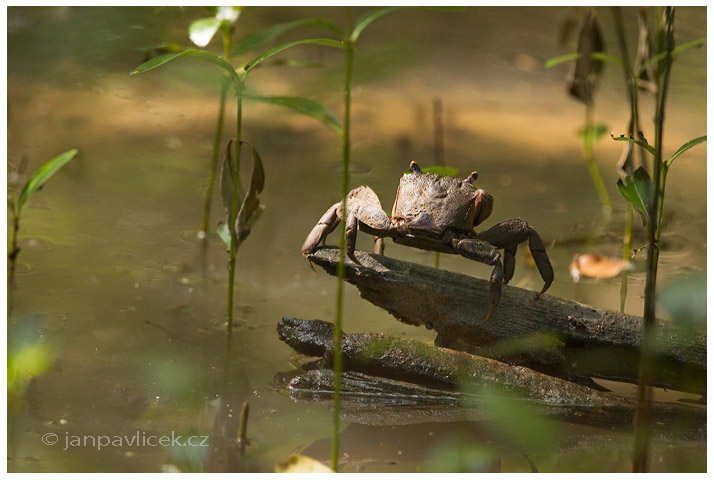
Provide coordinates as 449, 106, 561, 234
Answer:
306, 247, 706, 395
277, 318, 705, 430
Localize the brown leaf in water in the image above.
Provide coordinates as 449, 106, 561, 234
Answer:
569, 253, 629, 282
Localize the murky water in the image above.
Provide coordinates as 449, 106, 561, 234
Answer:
7, 6, 706, 472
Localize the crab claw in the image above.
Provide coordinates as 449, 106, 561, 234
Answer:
409, 161, 422, 173
301, 202, 341, 272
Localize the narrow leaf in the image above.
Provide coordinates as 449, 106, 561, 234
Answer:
546, 52, 632, 76
234, 142, 266, 242
130, 49, 243, 91
667, 135, 706, 167
617, 166, 654, 234
638, 37, 707, 76
351, 6, 405, 43
610, 132, 657, 157
243, 38, 345, 74
188, 17, 222, 47
232, 18, 342, 56
244, 95, 343, 136
545, 53, 580, 69
16, 149, 77, 215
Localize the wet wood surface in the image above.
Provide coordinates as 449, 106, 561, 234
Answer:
277, 318, 706, 430
306, 247, 706, 395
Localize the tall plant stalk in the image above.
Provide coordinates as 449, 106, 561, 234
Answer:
631, 6, 674, 472
331, 8, 354, 471
582, 104, 612, 212
226, 97, 243, 332
201, 82, 228, 237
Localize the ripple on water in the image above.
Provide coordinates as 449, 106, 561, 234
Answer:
18, 236, 54, 251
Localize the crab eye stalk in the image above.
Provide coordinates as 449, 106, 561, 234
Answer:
464, 171, 478, 184
409, 161, 422, 174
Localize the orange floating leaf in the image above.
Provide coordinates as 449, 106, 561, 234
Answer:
569, 253, 629, 282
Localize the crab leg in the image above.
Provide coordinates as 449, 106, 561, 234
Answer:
453, 238, 504, 322
477, 219, 554, 297
301, 202, 341, 271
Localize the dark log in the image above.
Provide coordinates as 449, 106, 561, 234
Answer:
306, 247, 706, 395
277, 318, 706, 430
278, 318, 629, 408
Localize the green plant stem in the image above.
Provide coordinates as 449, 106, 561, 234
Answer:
226, 97, 244, 333
583, 104, 612, 212
201, 81, 229, 235
619, 204, 633, 312
332, 8, 354, 473
8, 211, 19, 286
632, 6, 674, 473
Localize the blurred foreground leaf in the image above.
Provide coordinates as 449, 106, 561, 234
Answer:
8, 316, 52, 393
578, 123, 609, 150
275, 454, 333, 473
467, 387, 557, 455
658, 273, 706, 326
232, 18, 341, 56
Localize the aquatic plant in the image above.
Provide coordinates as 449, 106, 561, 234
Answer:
609, 7, 705, 471
324, 7, 462, 470
7, 148, 77, 286
548, 6, 705, 471
548, 8, 612, 213
131, 7, 345, 329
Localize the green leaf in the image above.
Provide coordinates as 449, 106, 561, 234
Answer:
610, 132, 657, 157
216, 223, 231, 248
16, 149, 77, 216
545, 53, 581, 68
658, 273, 706, 326
474, 387, 556, 454
188, 17, 222, 47
639, 37, 707, 76
130, 49, 243, 91
578, 123, 609, 149
617, 166, 654, 234
667, 135, 706, 168
350, 6, 405, 43
243, 38, 345, 75
232, 18, 342, 57
546, 52, 633, 77
421, 166, 459, 177
243, 95, 343, 136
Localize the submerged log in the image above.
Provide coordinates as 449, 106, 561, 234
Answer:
306, 247, 706, 395
277, 318, 705, 429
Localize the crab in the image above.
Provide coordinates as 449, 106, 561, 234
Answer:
301, 161, 554, 321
